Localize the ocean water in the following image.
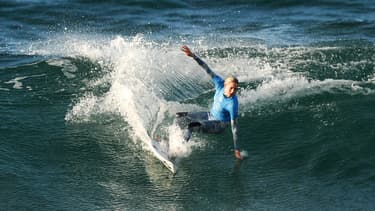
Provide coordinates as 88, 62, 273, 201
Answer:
1, 0, 375, 210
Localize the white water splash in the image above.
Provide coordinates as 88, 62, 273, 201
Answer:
28, 33, 375, 161
57, 35, 204, 159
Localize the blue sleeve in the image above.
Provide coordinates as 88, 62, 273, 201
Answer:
193, 55, 217, 78
212, 75, 224, 90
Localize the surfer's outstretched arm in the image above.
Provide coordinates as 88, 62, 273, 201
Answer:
181, 45, 217, 78
231, 118, 242, 160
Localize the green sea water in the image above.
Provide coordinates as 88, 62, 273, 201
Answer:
1, 0, 375, 210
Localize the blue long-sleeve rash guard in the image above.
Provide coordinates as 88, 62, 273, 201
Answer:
192, 54, 240, 150
211, 76, 239, 122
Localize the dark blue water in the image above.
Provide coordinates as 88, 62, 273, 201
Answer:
1, 1, 375, 210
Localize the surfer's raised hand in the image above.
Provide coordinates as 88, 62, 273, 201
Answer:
181, 45, 194, 57
234, 149, 243, 160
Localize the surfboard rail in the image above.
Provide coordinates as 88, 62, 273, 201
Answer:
149, 139, 177, 174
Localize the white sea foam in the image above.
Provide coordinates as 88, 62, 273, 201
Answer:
5, 76, 28, 89
0, 87, 10, 91
4, 74, 45, 90
167, 124, 202, 158
48, 58, 78, 79
64, 93, 100, 122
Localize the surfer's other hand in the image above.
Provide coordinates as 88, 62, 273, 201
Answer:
181, 45, 194, 57
234, 149, 243, 160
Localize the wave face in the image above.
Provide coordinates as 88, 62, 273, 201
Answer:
1, 0, 375, 210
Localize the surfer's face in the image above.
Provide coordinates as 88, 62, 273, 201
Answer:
224, 82, 238, 98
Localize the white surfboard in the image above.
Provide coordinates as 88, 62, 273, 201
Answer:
149, 139, 177, 174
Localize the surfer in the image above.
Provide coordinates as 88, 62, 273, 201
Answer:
177, 45, 243, 160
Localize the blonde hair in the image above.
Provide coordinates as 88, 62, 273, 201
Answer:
224, 76, 239, 85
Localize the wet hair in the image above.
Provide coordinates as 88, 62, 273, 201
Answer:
224, 76, 239, 85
